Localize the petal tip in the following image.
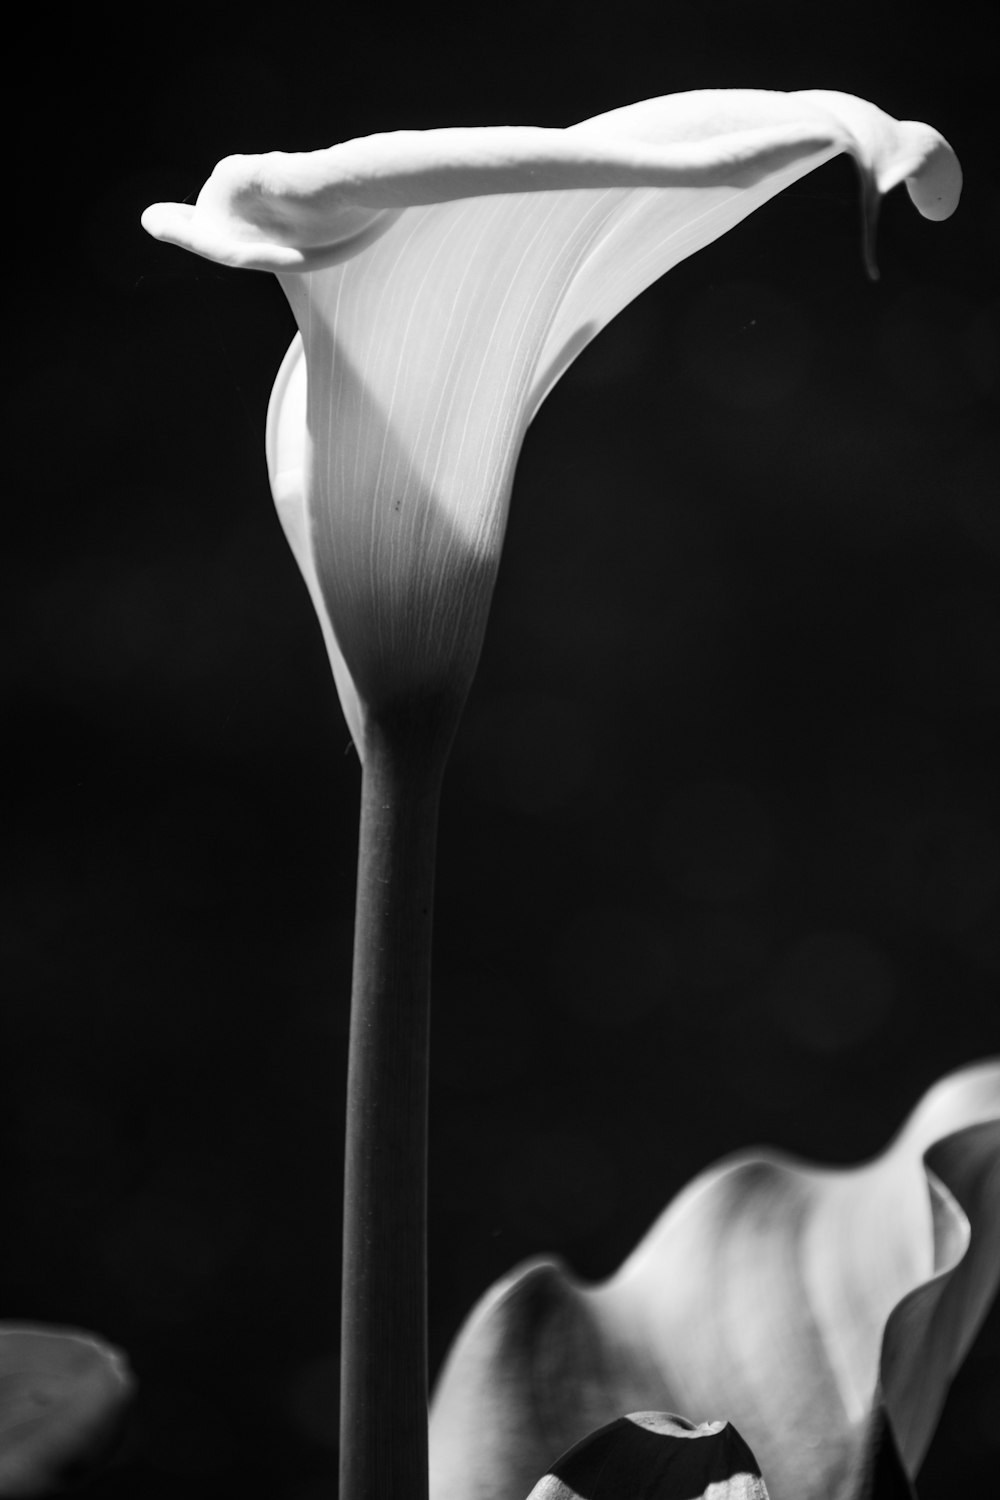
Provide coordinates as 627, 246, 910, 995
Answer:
140, 195, 306, 271
871, 120, 962, 221
903, 133, 962, 221
140, 200, 195, 244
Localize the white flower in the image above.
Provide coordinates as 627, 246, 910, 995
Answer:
142, 90, 960, 752
430, 1062, 1000, 1500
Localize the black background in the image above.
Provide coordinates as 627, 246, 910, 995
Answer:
3, 2, 998, 1495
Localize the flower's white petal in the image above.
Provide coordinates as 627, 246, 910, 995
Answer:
429, 1062, 1000, 1500
143, 91, 959, 719
140, 100, 877, 275
571, 88, 959, 218
793, 92, 961, 216
878, 1062, 1000, 1470
528, 159, 821, 416
141, 92, 957, 285
430, 1258, 616, 1500
529, 91, 960, 413
276, 186, 629, 709
265, 334, 366, 754
140, 201, 334, 271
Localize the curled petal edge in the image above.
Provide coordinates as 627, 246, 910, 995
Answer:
141, 92, 960, 274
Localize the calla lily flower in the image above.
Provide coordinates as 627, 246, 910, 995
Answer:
141, 90, 960, 753
142, 91, 974, 1500
429, 1062, 1000, 1500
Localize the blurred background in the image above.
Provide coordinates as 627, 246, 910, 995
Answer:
3, 2, 998, 1494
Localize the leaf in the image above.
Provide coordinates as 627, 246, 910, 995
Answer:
0, 1325, 132, 1495
525, 1412, 769, 1500
429, 1062, 1000, 1500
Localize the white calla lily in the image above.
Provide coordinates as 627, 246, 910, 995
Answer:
142, 89, 960, 754
429, 1062, 1000, 1500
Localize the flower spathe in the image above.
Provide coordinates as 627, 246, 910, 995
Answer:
142, 91, 960, 753
428, 1062, 1000, 1500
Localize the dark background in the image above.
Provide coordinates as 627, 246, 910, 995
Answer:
3, 2, 998, 1495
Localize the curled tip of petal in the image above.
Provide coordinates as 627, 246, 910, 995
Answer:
839, 114, 958, 279
859, 118, 961, 222
140, 200, 194, 244
141, 200, 305, 270
141, 154, 405, 272
901, 132, 962, 221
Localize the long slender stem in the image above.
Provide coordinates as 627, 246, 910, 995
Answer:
339, 702, 453, 1500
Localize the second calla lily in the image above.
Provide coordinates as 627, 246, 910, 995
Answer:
142, 89, 960, 754
430, 1062, 1000, 1500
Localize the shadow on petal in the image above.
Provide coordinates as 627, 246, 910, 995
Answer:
429, 1062, 1000, 1500
277, 268, 507, 724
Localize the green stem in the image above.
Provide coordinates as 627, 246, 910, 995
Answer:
339, 699, 455, 1500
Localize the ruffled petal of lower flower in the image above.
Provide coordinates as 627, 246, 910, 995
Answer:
525, 1412, 769, 1500
0, 1325, 132, 1495
428, 1062, 1000, 1500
